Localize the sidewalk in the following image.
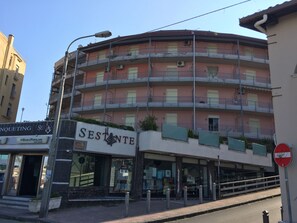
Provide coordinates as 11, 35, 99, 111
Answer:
0, 188, 280, 223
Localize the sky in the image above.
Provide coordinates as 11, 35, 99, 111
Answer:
0, 0, 287, 122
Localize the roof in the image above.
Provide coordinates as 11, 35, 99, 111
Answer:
80, 29, 268, 53
239, 1, 297, 32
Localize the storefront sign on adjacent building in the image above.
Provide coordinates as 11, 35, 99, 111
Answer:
0, 137, 8, 145
0, 121, 54, 136
75, 122, 137, 156
17, 136, 49, 144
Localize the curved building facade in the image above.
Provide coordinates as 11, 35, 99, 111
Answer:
49, 30, 274, 140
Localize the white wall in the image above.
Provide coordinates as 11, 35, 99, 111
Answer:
266, 12, 297, 222
139, 131, 272, 167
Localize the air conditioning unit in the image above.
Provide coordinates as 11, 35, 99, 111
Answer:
177, 61, 185, 67
116, 64, 124, 70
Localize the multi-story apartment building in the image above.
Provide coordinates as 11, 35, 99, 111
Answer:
0, 32, 26, 123
49, 30, 274, 140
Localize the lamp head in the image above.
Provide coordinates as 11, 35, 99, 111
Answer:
94, 30, 112, 38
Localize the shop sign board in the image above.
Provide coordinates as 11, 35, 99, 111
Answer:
16, 136, 49, 144
0, 121, 53, 136
75, 122, 137, 156
274, 143, 292, 167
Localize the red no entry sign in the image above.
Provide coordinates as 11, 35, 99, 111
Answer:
274, 143, 292, 167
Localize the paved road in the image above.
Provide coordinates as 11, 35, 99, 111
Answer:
171, 196, 281, 223
0, 219, 30, 223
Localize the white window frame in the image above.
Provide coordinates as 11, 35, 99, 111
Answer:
165, 113, 177, 126
127, 90, 136, 104
128, 67, 138, 79
166, 89, 177, 103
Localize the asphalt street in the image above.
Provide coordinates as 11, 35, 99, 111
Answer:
171, 196, 281, 223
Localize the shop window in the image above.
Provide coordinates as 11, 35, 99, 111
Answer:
0, 154, 8, 182
143, 158, 176, 196
109, 158, 133, 192
69, 153, 108, 188
208, 117, 219, 131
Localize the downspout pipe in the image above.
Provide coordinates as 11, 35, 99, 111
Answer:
254, 14, 268, 34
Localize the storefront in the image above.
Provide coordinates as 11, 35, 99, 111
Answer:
0, 121, 53, 198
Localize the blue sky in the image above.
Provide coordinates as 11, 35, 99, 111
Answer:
0, 0, 286, 122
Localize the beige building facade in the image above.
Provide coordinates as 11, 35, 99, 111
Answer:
0, 32, 26, 123
240, 2, 297, 222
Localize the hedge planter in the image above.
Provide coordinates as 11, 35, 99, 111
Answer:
28, 196, 62, 213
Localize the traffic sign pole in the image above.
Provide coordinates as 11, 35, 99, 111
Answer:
274, 143, 293, 223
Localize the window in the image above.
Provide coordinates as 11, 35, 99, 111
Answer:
0, 96, 4, 106
247, 93, 258, 108
207, 90, 219, 105
249, 118, 260, 134
127, 90, 136, 104
98, 51, 106, 60
69, 153, 108, 188
94, 94, 102, 106
109, 158, 133, 192
208, 116, 219, 131
125, 114, 135, 127
207, 44, 217, 54
129, 47, 139, 56
168, 43, 178, 54
96, 72, 104, 84
128, 67, 138, 79
6, 103, 12, 117
245, 70, 256, 82
5, 75, 8, 85
165, 113, 177, 126
244, 48, 253, 57
10, 83, 16, 98
166, 65, 178, 76
166, 89, 177, 103
15, 64, 19, 74
207, 66, 218, 78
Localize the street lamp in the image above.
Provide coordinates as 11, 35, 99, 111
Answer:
39, 30, 112, 218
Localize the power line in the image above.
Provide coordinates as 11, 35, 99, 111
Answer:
148, 0, 251, 32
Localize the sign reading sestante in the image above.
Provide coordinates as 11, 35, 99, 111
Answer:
75, 122, 137, 156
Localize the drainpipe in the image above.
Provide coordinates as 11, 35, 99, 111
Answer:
254, 14, 268, 34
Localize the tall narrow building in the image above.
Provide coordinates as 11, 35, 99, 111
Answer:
0, 32, 26, 123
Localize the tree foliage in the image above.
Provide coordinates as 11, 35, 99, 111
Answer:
139, 115, 158, 131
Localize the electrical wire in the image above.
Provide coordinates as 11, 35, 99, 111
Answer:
148, 0, 251, 32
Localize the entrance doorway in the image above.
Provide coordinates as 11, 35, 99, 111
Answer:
6, 155, 43, 197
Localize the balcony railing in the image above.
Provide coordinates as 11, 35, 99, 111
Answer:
78, 46, 269, 70
74, 70, 270, 92
72, 95, 273, 115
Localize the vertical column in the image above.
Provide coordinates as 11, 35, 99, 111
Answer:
175, 156, 182, 199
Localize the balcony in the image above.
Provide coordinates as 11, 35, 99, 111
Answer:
72, 95, 273, 115
75, 70, 270, 92
77, 46, 269, 70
